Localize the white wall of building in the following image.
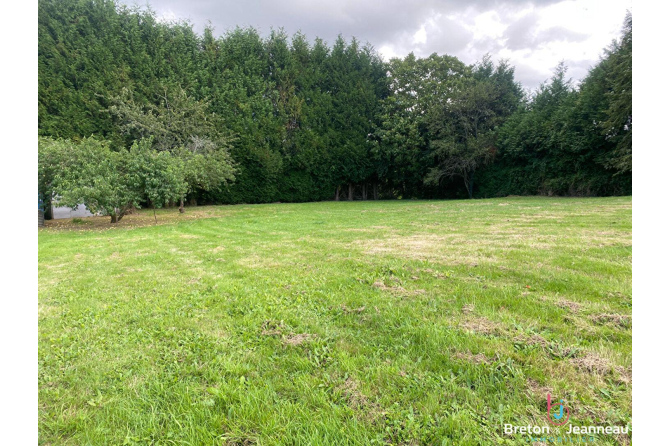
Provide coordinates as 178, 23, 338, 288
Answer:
52, 204, 95, 219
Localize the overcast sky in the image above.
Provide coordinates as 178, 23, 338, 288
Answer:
119, 0, 631, 90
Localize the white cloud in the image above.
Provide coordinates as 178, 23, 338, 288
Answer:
156, 9, 178, 23
413, 26, 427, 45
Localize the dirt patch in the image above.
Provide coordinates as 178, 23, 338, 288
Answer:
571, 352, 611, 375
526, 378, 552, 397
563, 315, 598, 336
211, 246, 225, 253
556, 299, 582, 313
372, 280, 425, 297
590, 313, 631, 328
260, 321, 315, 346
453, 351, 491, 364
570, 352, 630, 384
513, 333, 580, 359
461, 304, 475, 314
513, 333, 549, 347
614, 365, 632, 385
282, 333, 315, 346
42, 206, 238, 232
334, 377, 385, 423
222, 436, 256, 446
372, 280, 393, 291
336, 377, 369, 409
616, 432, 631, 446
459, 317, 503, 336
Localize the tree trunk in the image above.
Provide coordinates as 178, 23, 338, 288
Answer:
179, 196, 185, 213
111, 214, 118, 223
362, 184, 367, 200
335, 186, 340, 201
348, 183, 353, 201
44, 196, 53, 220
465, 173, 474, 199
373, 182, 378, 200
153, 206, 157, 223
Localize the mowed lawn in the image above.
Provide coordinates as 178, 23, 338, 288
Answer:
38, 197, 632, 445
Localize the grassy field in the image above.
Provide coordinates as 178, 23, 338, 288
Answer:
38, 197, 632, 445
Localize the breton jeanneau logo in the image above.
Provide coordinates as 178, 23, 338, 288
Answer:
547, 393, 570, 426
504, 393, 629, 439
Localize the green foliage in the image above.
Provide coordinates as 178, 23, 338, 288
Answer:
372, 53, 469, 197
107, 85, 236, 205
107, 85, 230, 152
42, 137, 189, 222
489, 23, 633, 199
47, 137, 142, 222
600, 13, 632, 173
176, 139, 236, 196
425, 56, 523, 198
38, 136, 69, 218
38, 0, 632, 201
127, 138, 187, 211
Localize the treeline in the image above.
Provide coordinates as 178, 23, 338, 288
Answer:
39, 0, 632, 211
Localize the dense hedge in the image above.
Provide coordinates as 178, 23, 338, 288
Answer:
39, 0, 632, 202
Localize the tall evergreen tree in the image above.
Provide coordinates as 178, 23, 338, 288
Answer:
38, 0, 631, 202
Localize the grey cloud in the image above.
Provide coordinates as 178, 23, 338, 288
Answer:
515, 58, 596, 91
116, 0, 617, 88
471, 36, 506, 55
124, 0, 438, 45
504, 14, 589, 51
564, 58, 599, 86
503, 12, 540, 50
511, 61, 551, 90
536, 26, 589, 44
121, 1, 564, 48
421, 16, 474, 55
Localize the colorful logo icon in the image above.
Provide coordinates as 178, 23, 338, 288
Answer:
547, 393, 570, 426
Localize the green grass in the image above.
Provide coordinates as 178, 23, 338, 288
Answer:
38, 197, 632, 445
